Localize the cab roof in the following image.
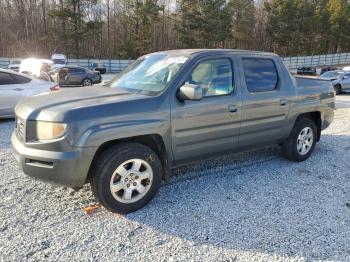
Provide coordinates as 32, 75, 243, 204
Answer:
151, 49, 277, 57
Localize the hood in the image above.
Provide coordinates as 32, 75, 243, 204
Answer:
15, 86, 149, 121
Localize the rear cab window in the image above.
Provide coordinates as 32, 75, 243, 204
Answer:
242, 58, 278, 92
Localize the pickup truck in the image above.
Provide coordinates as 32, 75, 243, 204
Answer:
12, 49, 335, 213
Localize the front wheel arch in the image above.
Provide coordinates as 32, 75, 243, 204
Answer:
90, 142, 163, 213
86, 134, 171, 183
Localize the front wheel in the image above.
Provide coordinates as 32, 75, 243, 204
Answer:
281, 118, 317, 162
82, 78, 93, 86
90, 143, 163, 213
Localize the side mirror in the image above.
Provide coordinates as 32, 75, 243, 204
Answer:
178, 84, 203, 101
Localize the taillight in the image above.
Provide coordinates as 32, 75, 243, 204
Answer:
50, 85, 60, 91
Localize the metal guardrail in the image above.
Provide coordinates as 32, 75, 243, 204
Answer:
281, 53, 350, 70
2, 53, 350, 73
66, 58, 133, 73
0, 57, 133, 73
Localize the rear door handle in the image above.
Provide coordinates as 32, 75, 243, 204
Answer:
228, 105, 238, 113
280, 99, 287, 106
13, 88, 24, 91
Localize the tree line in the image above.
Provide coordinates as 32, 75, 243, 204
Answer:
1, 0, 350, 59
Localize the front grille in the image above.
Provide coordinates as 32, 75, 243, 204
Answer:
16, 118, 25, 141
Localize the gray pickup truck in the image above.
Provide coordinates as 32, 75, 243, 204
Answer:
12, 49, 335, 213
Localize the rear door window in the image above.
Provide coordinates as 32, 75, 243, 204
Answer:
242, 58, 278, 92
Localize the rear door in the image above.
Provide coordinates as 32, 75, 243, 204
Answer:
237, 56, 292, 149
170, 56, 242, 165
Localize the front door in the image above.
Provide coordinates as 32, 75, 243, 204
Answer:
170, 57, 242, 165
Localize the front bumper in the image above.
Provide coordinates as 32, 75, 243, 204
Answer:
11, 132, 96, 187
94, 79, 102, 84
93, 75, 102, 84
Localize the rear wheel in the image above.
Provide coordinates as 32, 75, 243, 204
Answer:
82, 78, 93, 86
282, 118, 317, 162
334, 84, 342, 95
90, 143, 163, 213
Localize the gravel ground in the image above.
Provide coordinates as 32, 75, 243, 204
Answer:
1, 94, 350, 261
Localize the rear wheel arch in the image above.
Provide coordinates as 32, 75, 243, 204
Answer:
86, 134, 170, 183
282, 117, 317, 162
293, 112, 321, 141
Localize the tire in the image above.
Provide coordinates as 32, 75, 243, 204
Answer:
90, 143, 163, 214
334, 84, 342, 95
82, 78, 93, 86
281, 118, 317, 162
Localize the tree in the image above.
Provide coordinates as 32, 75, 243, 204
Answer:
49, 0, 103, 58
176, 0, 232, 48
2, 0, 350, 58
264, 0, 318, 56
326, 0, 350, 53
116, 0, 162, 58
228, 0, 256, 49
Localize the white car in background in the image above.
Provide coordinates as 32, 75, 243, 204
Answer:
0, 69, 58, 118
51, 53, 67, 69
19, 58, 53, 78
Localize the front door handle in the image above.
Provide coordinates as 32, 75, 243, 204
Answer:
228, 105, 238, 113
280, 99, 287, 106
13, 88, 24, 91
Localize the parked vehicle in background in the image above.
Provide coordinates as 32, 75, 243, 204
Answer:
12, 49, 335, 214
91, 62, 107, 74
7, 59, 22, 72
19, 58, 53, 78
343, 66, 350, 71
50, 66, 101, 86
297, 66, 317, 75
320, 66, 339, 75
0, 69, 58, 118
320, 70, 350, 94
51, 54, 67, 69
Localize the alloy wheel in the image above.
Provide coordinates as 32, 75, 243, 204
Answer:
109, 159, 153, 204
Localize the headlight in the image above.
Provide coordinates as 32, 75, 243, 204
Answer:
36, 121, 67, 140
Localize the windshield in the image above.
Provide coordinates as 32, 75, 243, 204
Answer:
109, 53, 188, 95
321, 71, 344, 78
53, 59, 66, 65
